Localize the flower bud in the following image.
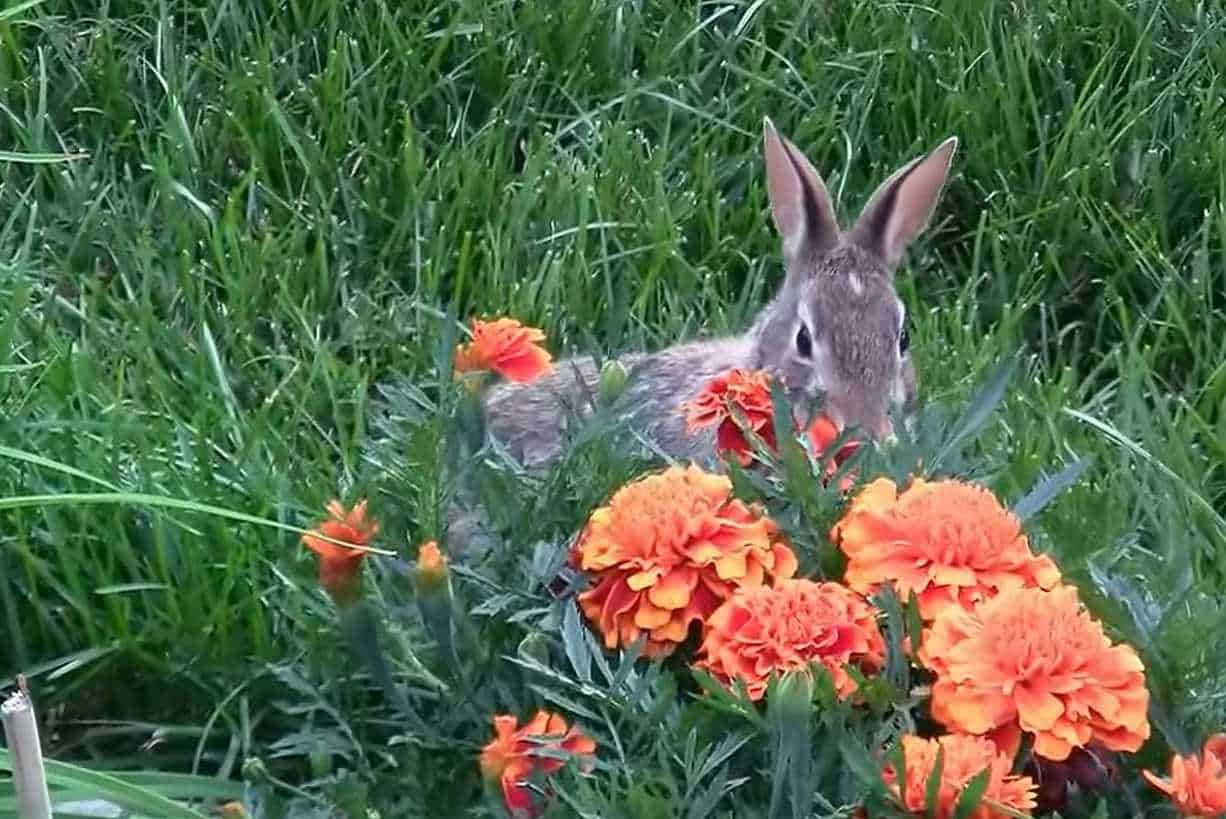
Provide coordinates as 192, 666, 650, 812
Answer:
598, 359, 628, 405
415, 540, 448, 590
241, 757, 269, 783
772, 670, 816, 720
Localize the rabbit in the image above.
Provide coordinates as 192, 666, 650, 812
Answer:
482, 119, 957, 469
447, 119, 957, 550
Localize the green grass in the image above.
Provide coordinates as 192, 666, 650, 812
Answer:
1, 0, 1225, 815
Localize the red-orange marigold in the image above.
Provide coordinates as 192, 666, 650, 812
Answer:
684, 369, 858, 485
683, 368, 777, 465
572, 465, 798, 658
831, 477, 1061, 623
1143, 734, 1226, 818
454, 317, 553, 383
920, 585, 1150, 762
884, 734, 1037, 818
695, 579, 884, 701
301, 499, 379, 601
478, 710, 595, 817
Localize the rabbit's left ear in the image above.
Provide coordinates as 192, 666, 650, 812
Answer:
850, 137, 958, 268
763, 117, 840, 272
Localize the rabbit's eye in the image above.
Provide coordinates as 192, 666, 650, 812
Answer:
795, 323, 813, 359
899, 326, 911, 355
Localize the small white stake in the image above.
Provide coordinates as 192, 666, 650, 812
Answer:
2, 680, 53, 819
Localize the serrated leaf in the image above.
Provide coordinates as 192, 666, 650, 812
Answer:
561, 600, 593, 684
886, 739, 906, 804
952, 767, 991, 819
924, 745, 945, 819
905, 591, 924, 657
933, 356, 1017, 469
1012, 457, 1092, 521
340, 603, 426, 731
839, 736, 889, 798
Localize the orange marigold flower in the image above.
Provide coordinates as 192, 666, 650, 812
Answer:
684, 369, 857, 485
884, 734, 1037, 818
572, 465, 798, 658
478, 710, 595, 817
695, 579, 885, 701
454, 317, 552, 382
919, 585, 1150, 762
683, 368, 777, 465
1143, 734, 1226, 818
301, 499, 379, 602
831, 477, 1062, 623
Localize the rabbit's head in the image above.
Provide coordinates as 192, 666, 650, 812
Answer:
749, 119, 957, 440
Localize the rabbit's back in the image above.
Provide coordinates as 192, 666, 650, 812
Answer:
484, 336, 752, 469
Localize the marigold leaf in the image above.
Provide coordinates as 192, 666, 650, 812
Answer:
952, 766, 991, 819
1012, 456, 1092, 521
933, 355, 1017, 470
923, 745, 945, 819
562, 600, 593, 684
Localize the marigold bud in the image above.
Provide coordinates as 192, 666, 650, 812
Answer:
598, 359, 629, 405
416, 540, 448, 589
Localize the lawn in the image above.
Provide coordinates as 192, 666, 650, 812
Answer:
1, 0, 1225, 816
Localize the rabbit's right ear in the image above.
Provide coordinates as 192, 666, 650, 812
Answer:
763, 118, 839, 270
849, 137, 958, 268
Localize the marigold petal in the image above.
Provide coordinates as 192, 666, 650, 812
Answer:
771, 543, 798, 580
648, 567, 697, 610
633, 601, 672, 629
1015, 685, 1065, 731
626, 569, 661, 591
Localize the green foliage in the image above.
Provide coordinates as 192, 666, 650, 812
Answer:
0, 0, 1224, 815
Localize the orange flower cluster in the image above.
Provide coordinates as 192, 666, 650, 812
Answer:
695, 579, 884, 700
684, 367, 857, 485
883, 734, 1037, 818
920, 585, 1150, 762
1143, 734, 1226, 817
572, 465, 797, 657
454, 317, 552, 383
301, 499, 380, 602
479, 711, 595, 817
832, 478, 1061, 622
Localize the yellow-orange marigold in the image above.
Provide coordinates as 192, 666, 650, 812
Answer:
1143, 734, 1226, 818
301, 499, 380, 601
572, 465, 798, 658
831, 477, 1061, 622
479, 710, 595, 817
920, 585, 1150, 762
884, 734, 1037, 818
454, 317, 552, 383
695, 579, 884, 700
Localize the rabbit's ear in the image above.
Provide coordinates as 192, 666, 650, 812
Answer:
763, 118, 839, 269
850, 137, 958, 268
